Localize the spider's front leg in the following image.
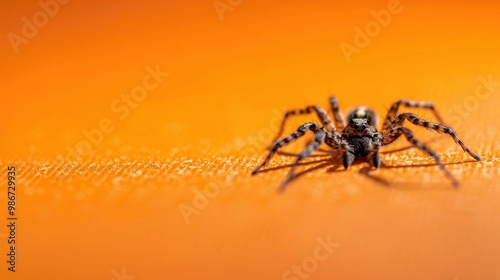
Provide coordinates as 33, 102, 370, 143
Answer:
270, 105, 335, 144
278, 130, 327, 191
252, 122, 338, 176
381, 99, 445, 133
387, 112, 481, 161
381, 126, 459, 187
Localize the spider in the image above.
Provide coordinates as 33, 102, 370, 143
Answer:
251, 97, 481, 190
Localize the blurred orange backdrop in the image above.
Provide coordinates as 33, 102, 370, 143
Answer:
1, 0, 499, 279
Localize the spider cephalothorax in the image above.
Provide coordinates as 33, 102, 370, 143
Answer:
252, 97, 480, 190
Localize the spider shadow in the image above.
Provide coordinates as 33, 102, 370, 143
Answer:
359, 159, 478, 189
255, 140, 475, 190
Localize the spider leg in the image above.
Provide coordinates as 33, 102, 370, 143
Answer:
381, 99, 445, 133
386, 112, 480, 161
252, 122, 337, 175
329, 96, 346, 130
370, 137, 382, 168
382, 126, 459, 187
341, 141, 356, 169
279, 130, 326, 191
270, 105, 335, 143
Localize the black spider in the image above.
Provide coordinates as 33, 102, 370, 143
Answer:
251, 97, 481, 190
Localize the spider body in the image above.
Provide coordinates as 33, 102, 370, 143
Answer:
252, 97, 481, 189
342, 107, 379, 167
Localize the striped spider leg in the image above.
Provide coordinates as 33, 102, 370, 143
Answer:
381, 99, 445, 133
271, 105, 335, 144
376, 126, 459, 186
329, 96, 346, 130
252, 122, 341, 190
376, 112, 481, 187
270, 96, 346, 144
386, 112, 480, 161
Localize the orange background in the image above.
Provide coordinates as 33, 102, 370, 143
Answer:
1, 0, 500, 279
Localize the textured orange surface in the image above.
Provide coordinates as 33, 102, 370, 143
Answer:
1, 0, 500, 279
